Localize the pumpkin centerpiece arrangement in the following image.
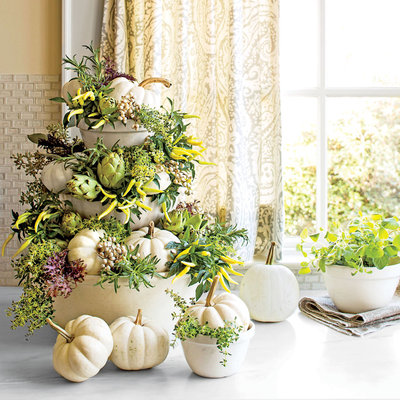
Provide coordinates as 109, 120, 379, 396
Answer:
3, 43, 249, 349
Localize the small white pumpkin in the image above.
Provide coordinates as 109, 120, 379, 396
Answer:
48, 315, 113, 382
239, 242, 299, 322
110, 309, 169, 370
41, 161, 74, 193
68, 228, 105, 275
187, 277, 250, 329
108, 77, 171, 108
125, 222, 179, 272
61, 79, 83, 106
145, 171, 171, 191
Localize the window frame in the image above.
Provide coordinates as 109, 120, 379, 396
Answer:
281, 0, 400, 255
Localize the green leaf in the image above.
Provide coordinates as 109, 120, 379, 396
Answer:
309, 233, 320, 242
318, 258, 326, 272
50, 96, 67, 103
27, 133, 47, 144
382, 218, 399, 230
300, 228, 308, 240
300, 261, 309, 267
298, 267, 311, 275
384, 245, 398, 257
393, 235, 400, 249
325, 232, 338, 242
373, 254, 389, 270
349, 225, 358, 233
366, 243, 384, 259
378, 228, 389, 240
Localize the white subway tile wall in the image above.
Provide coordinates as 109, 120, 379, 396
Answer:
0, 74, 61, 286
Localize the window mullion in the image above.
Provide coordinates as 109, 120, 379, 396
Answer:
316, 0, 328, 231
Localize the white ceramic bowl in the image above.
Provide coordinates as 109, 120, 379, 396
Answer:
180, 321, 255, 378
53, 274, 194, 334
323, 264, 400, 313
78, 120, 153, 148
59, 194, 163, 230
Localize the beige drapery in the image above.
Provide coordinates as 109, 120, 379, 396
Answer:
100, 0, 282, 260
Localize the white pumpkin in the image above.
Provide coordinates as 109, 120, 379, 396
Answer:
239, 242, 299, 322
48, 315, 113, 382
110, 309, 169, 370
108, 77, 171, 108
41, 161, 74, 193
145, 171, 171, 191
61, 79, 83, 106
125, 222, 179, 272
187, 277, 250, 330
68, 228, 105, 275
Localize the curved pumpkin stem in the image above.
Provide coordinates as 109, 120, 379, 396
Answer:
265, 242, 276, 265
135, 309, 143, 326
139, 77, 172, 88
205, 276, 219, 307
148, 221, 155, 238
46, 318, 74, 343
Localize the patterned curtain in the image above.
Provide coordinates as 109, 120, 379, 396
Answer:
100, 0, 282, 261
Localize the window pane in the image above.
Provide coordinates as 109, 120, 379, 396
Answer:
327, 98, 400, 229
282, 97, 318, 236
280, 0, 319, 89
326, 0, 400, 87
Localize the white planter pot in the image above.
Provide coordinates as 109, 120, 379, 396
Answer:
53, 274, 194, 334
323, 264, 400, 313
59, 194, 163, 230
180, 322, 255, 378
78, 120, 153, 149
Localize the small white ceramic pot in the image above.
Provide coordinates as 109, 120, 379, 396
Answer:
78, 120, 153, 149
53, 274, 194, 334
323, 264, 400, 313
180, 321, 255, 378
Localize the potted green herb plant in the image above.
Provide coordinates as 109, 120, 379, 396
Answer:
298, 213, 400, 313
167, 276, 254, 378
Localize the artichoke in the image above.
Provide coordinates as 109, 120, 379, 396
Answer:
163, 210, 186, 235
163, 209, 208, 237
99, 97, 117, 115
67, 175, 100, 200
97, 152, 125, 189
61, 211, 83, 237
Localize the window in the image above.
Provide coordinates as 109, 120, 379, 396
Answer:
280, 0, 400, 246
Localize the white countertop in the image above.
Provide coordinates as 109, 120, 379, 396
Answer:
1, 287, 400, 400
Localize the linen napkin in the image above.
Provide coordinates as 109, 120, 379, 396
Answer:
298, 296, 400, 336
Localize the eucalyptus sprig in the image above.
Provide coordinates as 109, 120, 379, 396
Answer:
298, 212, 400, 274
166, 289, 243, 366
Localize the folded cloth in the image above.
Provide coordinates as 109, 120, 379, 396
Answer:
298, 296, 400, 336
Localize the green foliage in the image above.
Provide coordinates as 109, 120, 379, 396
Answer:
82, 216, 130, 243
166, 289, 243, 367
7, 240, 62, 334
298, 213, 400, 274
165, 220, 248, 299
96, 245, 160, 292
285, 100, 400, 236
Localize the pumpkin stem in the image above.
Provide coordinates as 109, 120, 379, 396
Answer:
205, 276, 219, 307
139, 77, 172, 88
148, 221, 155, 238
135, 309, 143, 326
46, 318, 74, 343
265, 242, 276, 265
